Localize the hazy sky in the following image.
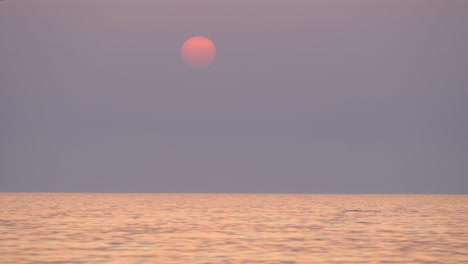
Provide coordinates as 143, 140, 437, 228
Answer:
1, 0, 467, 193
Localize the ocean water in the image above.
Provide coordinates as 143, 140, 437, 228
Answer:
0, 193, 467, 263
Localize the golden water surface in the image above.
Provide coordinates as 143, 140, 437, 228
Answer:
0, 193, 467, 263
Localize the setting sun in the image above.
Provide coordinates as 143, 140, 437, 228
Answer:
181, 36, 216, 69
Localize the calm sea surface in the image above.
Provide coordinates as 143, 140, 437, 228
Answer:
0, 193, 467, 263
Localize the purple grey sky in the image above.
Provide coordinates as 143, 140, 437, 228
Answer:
1, 0, 467, 193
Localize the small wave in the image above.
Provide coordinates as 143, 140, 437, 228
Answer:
341, 209, 383, 213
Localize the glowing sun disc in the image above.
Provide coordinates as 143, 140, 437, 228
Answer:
181, 36, 216, 69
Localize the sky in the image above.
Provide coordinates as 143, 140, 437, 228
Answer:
1, 0, 467, 193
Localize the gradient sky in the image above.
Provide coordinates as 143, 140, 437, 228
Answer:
1, 0, 467, 193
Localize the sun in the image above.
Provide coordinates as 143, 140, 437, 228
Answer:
181, 36, 216, 69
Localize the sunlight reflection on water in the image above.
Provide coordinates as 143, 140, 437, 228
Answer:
0, 193, 467, 263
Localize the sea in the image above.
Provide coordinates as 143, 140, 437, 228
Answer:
0, 193, 467, 263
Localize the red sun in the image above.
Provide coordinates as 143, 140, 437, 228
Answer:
181, 36, 216, 69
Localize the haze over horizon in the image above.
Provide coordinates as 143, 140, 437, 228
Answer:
1, 1, 467, 193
